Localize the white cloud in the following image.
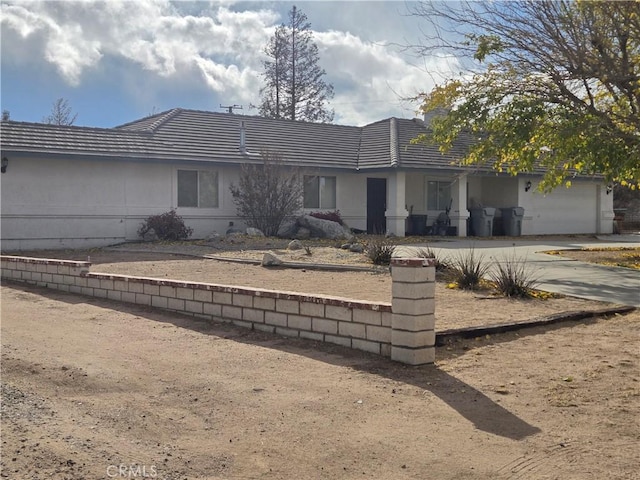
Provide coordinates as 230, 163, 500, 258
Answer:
0, 0, 460, 124
316, 30, 461, 125
1, 1, 271, 84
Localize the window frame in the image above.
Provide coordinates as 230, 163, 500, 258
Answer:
426, 179, 452, 211
177, 169, 219, 209
303, 175, 336, 209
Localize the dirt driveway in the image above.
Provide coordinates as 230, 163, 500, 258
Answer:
2, 281, 639, 479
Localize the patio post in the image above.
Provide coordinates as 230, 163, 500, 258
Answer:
450, 174, 469, 237
385, 171, 409, 236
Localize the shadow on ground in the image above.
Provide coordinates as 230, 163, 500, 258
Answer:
4, 282, 546, 441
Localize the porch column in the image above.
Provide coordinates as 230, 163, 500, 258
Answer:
385, 171, 409, 236
597, 184, 615, 234
450, 174, 469, 237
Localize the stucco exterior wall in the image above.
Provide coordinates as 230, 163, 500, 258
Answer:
0, 154, 614, 250
0, 156, 245, 250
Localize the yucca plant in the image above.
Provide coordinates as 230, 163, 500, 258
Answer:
490, 252, 540, 298
414, 246, 449, 272
365, 236, 396, 265
449, 248, 489, 290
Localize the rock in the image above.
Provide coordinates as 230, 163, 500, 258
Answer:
261, 252, 283, 267
294, 227, 311, 240
340, 243, 351, 250
385, 232, 396, 238
288, 240, 303, 250
225, 221, 243, 235
205, 232, 221, 242
349, 243, 364, 253
246, 227, 265, 237
297, 215, 355, 241
277, 219, 298, 238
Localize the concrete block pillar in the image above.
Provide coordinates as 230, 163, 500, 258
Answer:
390, 258, 436, 365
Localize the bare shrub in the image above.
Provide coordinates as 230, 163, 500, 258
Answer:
230, 151, 303, 237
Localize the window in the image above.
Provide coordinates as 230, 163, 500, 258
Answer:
426, 180, 451, 210
177, 170, 218, 208
304, 175, 336, 209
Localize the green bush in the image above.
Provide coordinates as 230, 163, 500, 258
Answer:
449, 248, 489, 290
138, 209, 193, 241
365, 237, 396, 265
490, 253, 540, 298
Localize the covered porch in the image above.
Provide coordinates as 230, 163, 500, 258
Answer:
382, 172, 538, 237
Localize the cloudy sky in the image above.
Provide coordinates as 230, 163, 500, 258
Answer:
1, 0, 462, 128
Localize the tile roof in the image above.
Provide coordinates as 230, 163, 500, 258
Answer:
118, 108, 363, 169
0, 120, 173, 160
0, 108, 472, 172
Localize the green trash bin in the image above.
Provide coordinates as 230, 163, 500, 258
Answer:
500, 207, 525, 236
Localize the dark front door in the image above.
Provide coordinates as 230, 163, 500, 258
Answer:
367, 178, 387, 234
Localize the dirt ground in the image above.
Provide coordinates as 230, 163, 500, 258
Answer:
1, 240, 639, 479
3, 242, 622, 331
1, 284, 639, 479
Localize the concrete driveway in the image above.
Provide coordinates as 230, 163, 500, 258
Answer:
398, 234, 640, 307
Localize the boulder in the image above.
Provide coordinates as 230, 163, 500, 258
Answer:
261, 252, 283, 267
277, 219, 298, 238
294, 227, 311, 240
205, 232, 222, 242
297, 215, 355, 241
288, 240, 303, 250
349, 243, 365, 253
246, 227, 265, 237
226, 221, 244, 235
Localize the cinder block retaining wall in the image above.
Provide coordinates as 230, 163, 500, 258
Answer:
1, 256, 436, 365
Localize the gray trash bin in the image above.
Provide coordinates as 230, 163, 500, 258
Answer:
469, 207, 496, 237
500, 207, 525, 236
408, 215, 428, 235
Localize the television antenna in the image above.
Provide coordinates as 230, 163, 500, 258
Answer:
220, 104, 243, 114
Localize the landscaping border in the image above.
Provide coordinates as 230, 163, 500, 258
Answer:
1, 255, 438, 365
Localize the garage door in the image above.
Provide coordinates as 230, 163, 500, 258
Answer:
529, 183, 597, 234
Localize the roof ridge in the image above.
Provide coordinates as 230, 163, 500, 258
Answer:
140, 108, 183, 132
115, 108, 183, 131
389, 117, 400, 167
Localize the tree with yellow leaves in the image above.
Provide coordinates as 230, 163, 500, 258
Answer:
410, 1, 639, 190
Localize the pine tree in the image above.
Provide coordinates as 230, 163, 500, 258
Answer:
259, 5, 334, 123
